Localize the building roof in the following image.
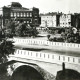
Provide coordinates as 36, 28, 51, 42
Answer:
3, 2, 35, 12
11, 2, 22, 8
11, 7, 31, 12
40, 12, 57, 16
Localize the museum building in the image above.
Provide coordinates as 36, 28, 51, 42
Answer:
2, 2, 41, 26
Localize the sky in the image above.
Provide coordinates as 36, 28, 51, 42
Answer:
0, 0, 80, 13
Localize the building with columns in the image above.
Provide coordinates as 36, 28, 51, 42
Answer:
2, 2, 41, 26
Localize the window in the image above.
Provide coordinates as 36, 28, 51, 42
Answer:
73, 58, 75, 62
19, 13, 20, 17
27, 13, 29, 17
11, 12, 13, 17
21, 13, 23, 17
35, 15, 37, 17
21, 51, 22, 54
78, 59, 80, 63
27, 21, 29, 23
52, 55, 54, 59
30, 13, 32, 17
68, 22, 71, 25
36, 53, 38, 57
22, 13, 24, 17
24, 21, 26, 23
44, 54, 45, 58
68, 57, 70, 61
59, 56, 60, 60
17, 13, 19, 17
48, 54, 49, 58
63, 56, 65, 61
18, 50, 19, 54
24, 13, 26, 17
17, 21, 19, 23
40, 53, 41, 57
14, 12, 16, 17
35, 19, 38, 23
31, 52, 32, 56
30, 19, 32, 23
24, 51, 26, 55
28, 52, 29, 55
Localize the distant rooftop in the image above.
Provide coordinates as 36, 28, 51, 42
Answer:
11, 2, 22, 8
4, 2, 37, 11
3, 2, 38, 12
40, 12, 62, 16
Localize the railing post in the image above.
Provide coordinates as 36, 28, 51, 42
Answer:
62, 62, 65, 72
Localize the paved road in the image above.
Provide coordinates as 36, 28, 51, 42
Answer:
7, 36, 80, 57
13, 42, 80, 57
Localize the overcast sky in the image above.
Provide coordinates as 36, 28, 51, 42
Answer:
0, 0, 80, 13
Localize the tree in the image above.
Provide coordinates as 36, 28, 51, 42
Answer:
5, 20, 18, 37
0, 39, 15, 80
15, 22, 26, 36
0, 40, 15, 63
61, 27, 80, 43
15, 23, 39, 37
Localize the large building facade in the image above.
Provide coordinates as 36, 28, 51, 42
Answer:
60, 14, 72, 27
59, 13, 80, 28
3, 2, 41, 26
40, 13, 60, 28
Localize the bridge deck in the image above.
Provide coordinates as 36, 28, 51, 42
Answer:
14, 43, 80, 57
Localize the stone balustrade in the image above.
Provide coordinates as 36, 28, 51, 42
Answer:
9, 49, 80, 65
13, 38, 80, 49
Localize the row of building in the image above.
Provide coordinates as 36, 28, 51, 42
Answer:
0, 2, 80, 29
40, 12, 80, 28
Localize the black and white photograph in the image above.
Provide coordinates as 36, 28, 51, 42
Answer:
0, 0, 80, 80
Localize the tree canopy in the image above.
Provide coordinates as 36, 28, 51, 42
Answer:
0, 40, 15, 63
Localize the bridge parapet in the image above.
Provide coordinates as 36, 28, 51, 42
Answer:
9, 49, 80, 65
13, 38, 80, 49
8, 49, 80, 76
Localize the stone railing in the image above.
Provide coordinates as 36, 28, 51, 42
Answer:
13, 38, 80, 49
9, 49, 80, 65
